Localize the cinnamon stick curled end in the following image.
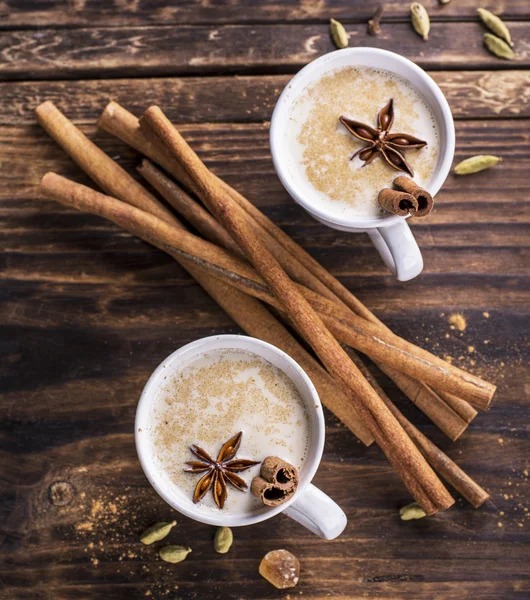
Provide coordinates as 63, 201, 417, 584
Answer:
251, 456, 299, 507
378, 188, 418, 216
394, 176, 434, 217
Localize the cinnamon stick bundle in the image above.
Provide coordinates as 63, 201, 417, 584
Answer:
138, 106, 455, 515
98, 102, 482, 435
35, 99, 490, 510
378, 188, 418, 216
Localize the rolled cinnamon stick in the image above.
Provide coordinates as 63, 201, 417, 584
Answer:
251, 477, 296, 507
260, 456, 299, 490
393, 176, 434, 217
251, 456, 299, 507
378, 188, 418, 216
97, 102, 483, 430
139, 106, 455, 515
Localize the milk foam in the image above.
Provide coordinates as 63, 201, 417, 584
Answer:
285, 66, 440, 220
147, 349, 310, 515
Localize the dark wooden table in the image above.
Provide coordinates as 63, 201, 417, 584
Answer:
1, 2, 529, 598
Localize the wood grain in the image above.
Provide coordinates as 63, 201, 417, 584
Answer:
1, 70, 529, 125
1, 4, 530, 598
2, 0, 529, 28
1, 22, 529, 81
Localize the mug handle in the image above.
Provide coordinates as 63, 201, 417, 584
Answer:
283, 483, 347, 540
367, 220, 423, 282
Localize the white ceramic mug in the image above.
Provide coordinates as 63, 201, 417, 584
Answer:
135, 334, 347, 540
270, 47, 455, 282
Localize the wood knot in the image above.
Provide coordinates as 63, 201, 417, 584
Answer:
48, 481, 75, 506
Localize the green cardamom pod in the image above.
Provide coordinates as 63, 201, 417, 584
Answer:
439, 0, 451, 4
477, 8, 513, 47
410, 3, 430, 41
140, 520, 177, 545
454, 155, 502, 175
330, 18, 349, 49
399, 502, 426, 521
214, 526, 233, 554
159, 545, 192, 564
484, 33, 515, 60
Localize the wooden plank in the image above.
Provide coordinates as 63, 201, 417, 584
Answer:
1, 22, 529, 81
1, 70, 529, 125
1, 0, 529, 28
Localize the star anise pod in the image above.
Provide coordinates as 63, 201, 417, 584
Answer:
184, 432, 259, 509
339, 99, 427, 177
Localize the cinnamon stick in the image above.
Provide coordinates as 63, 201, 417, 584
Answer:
139, 106, 455, 515
393, 176, 434, 217
376, 363, 469, 440
345, 349, 489, 507
98, 102, 481, 428
252, 456, 299, 507
251, 477, 296, 507
260, 456, 299, 490
378, 188, 418, 216
437, 390, 478, 423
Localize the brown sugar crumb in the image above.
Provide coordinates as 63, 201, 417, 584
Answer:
90, 499, 103, 518
76, 521, 93, 532
448, 313, 467, 332
483, 312, 490, 318
468, 346, 475, 353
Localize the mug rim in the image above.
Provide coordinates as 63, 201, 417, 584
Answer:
135, 334, 325, 527
270, 47, 456, 230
